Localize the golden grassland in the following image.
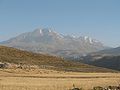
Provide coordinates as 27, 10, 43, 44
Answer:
0, 69, 120, 90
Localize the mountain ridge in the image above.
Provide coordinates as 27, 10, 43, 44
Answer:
0, 28, 107, 58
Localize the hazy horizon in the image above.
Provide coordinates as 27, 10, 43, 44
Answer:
0, 0, 120, 47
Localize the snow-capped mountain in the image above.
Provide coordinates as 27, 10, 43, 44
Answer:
0, 28, 107, 59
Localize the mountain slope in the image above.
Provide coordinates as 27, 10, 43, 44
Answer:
0, 28, 106, 58
80, 46, 120, 62
80, 47, 120, 71
88, 56, 120, 71
91, 47, 120, 56
0, 45, 116, 72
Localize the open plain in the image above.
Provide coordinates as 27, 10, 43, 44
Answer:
0, 69, 120, 90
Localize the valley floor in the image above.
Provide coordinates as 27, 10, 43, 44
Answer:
0, 69, 120, 90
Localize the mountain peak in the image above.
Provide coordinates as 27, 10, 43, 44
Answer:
33, 28, 53, 34
0, 28, 106, 58
32, 28, 64, 39
83, 36, 100, 44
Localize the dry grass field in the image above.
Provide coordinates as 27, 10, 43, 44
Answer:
0, 69, 120, 90
0, 44, 120, 90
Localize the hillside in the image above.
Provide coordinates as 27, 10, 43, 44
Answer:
88, 56, 120, 71
91, 47, 120, 56
0, 46, 115, 72
82, 47, 120, 62
79, 47, 120, 71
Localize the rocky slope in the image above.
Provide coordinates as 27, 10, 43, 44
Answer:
0, 28, 106, 59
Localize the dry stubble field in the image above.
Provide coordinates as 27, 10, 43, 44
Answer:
0, 69, 120, 90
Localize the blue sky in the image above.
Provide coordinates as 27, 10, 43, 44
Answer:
0, 0, 120, 47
